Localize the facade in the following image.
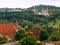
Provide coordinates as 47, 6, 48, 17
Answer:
32, 7, 49, 16
32, 7, 38, 15
42, 8, 49, 16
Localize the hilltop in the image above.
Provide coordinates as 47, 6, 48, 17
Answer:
27, 5, 60, 11
0, 5, 60, 12
0, 5, 59, 27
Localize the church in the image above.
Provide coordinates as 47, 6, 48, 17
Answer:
32, 7, 49, 16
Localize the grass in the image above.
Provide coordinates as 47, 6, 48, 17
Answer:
48, 19, 60, 26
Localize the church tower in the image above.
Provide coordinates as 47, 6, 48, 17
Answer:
41, 7, 49, 16
32, 7, 38, 15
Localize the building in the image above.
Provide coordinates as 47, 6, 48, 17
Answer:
42, 8, 49, 16
0, 21, 19, 40
8, 9, 22, 12
32, 7, 39, 15
32, 7, 49, 16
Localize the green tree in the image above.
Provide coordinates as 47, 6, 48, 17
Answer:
15, 30, 25, 41
48, 31, 60, 41
48, 35, 58, 41
39, 29, 49, 41
47, 26, 56, 35
19, 35, 36, 45
0, 37, 8, 44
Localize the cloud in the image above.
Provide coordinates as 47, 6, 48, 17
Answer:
0, 0, 60, 8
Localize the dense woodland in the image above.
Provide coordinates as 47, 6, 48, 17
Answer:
0, 5, 60, 26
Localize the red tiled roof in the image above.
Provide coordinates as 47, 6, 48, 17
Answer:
0, 23, 18, 39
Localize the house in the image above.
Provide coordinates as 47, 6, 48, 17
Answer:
0, 21, 19, 40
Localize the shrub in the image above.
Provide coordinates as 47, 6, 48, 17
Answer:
0, 37, 8, 44
15, 30, 25, 41
39, 30, 49, 41
48, 35, 59, 41
18, 35, 36, 45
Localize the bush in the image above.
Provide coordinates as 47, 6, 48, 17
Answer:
0, 37, 8, 44
15, 30, 25, 41
48, 35, 59, 41
17, 42, 21, 45
48, 31, 60, 41
39, 30, 49, 41
18, 35, 36, 45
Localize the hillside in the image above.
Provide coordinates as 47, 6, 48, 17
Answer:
27, 5, 60, 11
0, 5, 60, 27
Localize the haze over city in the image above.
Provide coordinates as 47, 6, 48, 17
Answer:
0, 0, 60, 8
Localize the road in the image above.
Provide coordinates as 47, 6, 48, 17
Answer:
1, 41, 18, 45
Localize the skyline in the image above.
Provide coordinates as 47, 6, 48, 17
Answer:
0, 0, 60, 8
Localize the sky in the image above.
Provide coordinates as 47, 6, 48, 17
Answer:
0, 0, 60, 8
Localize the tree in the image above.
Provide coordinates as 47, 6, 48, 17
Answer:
47, 26, 56, 35
39, 29, 49, 41
15, 30, 25, 41
19, 35, 36, 45
24, 24, 33, 31
0, 37, 8, 44
48, 35, 58, 41
48, 31, 60, 41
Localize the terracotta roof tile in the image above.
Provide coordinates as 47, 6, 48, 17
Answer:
0, 24, 18, 39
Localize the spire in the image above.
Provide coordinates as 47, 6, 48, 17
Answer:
32, 7, 38, 15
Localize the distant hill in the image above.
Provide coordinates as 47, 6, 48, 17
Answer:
26, 5, 60, 11
0, 5, 60, 12
0, 5, 60, 24
0, 8, 25, 12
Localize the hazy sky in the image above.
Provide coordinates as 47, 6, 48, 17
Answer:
0, 0, 60, 8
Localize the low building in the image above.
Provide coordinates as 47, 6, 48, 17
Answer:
0, 21, 19, 40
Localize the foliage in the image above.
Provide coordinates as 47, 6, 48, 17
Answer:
0, 5, 60, 42
0, 5, 60, 25
39, 29, 49, 41
15, 30, 25, 41
53, 31, 60, 40
19, 20, 33, 28
48, 31, 60, 41
19, 35, 36, 45
0, 37, 8, 44
47, 26, 56, 35
48, 35, 59, 41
